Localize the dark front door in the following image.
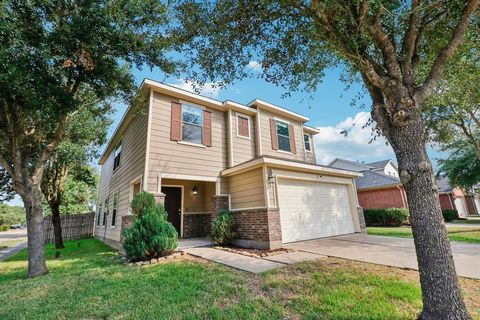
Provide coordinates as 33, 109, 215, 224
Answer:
161, 187, 182, 234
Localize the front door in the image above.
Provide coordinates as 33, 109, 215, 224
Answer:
161, 187, 182, 235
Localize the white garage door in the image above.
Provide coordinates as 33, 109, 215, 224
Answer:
277, 179, 355, 243
454, 197, 468, 218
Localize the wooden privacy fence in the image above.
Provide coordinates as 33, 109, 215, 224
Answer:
43, 212, 95, 244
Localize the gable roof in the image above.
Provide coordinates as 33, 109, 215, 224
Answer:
356, 170, 401, 190
436, 175, 454, 193
366, 159, 393, 169
328, 158, 375, 171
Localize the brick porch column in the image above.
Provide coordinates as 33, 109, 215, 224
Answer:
212, 195, 229, 221
153, 192, 166, 205
120, 215, 133, 243
357, 206, 367, 234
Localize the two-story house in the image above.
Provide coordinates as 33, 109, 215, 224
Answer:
96, 79, 365, 250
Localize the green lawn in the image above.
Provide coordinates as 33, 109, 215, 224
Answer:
0, 238, 479, 319
368, 226, 480, 244
450, 217, 480, 225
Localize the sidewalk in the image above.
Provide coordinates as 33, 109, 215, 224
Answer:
0, 241, 27, 262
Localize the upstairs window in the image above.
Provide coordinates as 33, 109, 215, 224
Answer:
113, 141, 122, 171
112, 192, 119, 226
276, 121, 291, 152
304, 134, 311, 151
237, 115, 250, 138
182, 105, 203, 144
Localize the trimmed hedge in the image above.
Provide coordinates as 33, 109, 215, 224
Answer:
442, 210, 458, 222
364, 208, 409, 226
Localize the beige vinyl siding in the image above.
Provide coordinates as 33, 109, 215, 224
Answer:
96, 109, 149, 242
231, 111, 256, 165
146, 92, 227, 192
305, 134, 316, 164
228, 168, 265, 209
259, 108, 306, 162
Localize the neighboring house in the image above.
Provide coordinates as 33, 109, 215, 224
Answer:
465, 193, 479, 215
96, 79, 364, 250
329, 158, 407, 209
436, 175, 471, 218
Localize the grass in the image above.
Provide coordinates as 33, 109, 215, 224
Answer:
368, 226, 480, 244
0, 238, 479, 319
450, 217, 480, 225
0, 238, 26, 250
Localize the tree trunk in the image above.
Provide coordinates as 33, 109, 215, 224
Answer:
50, 202, 64, 249
384, 106, 470, 319
20, 183, 48, 278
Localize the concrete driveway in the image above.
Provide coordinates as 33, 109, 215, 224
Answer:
285, 233, 480, 279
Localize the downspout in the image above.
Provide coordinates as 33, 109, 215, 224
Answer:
227, 108, 234, 167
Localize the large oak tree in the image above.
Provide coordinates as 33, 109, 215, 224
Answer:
173, 1, 479, 318
0, 0, 177, 277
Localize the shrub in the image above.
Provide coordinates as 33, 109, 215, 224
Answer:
130, 191, 157, 218
0, 225, 9, 231
211, 209, 235, 245
442, 210, 458, 222
122, 193, 178, 261
364, 208, 409, 226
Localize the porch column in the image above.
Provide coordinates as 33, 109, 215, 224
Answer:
357, 206, 367, 234
212, 195, 229, 221
153, 192, 166, 205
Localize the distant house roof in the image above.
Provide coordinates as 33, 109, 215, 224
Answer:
356, 170, 401, 190
436, 175, 454, 193
366, 159, 393, 169
328, 158, 375, 171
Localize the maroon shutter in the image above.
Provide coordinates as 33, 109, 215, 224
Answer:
239, 117, 248, 137
203, 110, 212, 147
170, 102, 182, 141
270, 118, 279, 150
289, 124, 296, 154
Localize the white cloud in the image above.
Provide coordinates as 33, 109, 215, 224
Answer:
314, 112, 395, 165
246, 60, 262, 73
170, 79, 222, 98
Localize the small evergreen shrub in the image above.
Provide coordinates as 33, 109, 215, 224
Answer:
364, 208, 409, 226
442, 210, 458, 222
0, 225, 9, 231
123, 192, 178, 261
211, 209, 235, 245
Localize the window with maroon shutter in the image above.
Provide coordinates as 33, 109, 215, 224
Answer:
270, 118, 279, 150
275, 120, 291, 152
181, 104, 203, 144
203, 110, 212, 147
170, 102, 182, 141
237, 115, 250, 138
288, 124, 296, 154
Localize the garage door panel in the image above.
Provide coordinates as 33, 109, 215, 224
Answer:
278, 179, 355, 243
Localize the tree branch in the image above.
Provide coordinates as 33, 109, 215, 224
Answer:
401, 0, 421, 85
415, 0, 480, 103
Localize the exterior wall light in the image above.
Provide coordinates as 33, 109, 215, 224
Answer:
192, 186, 198, 195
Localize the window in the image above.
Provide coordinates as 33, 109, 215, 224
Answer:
237, 115, 250, 138
182, 105, 203, 144
112, 192, 119, 226
276, 121, 291, 152
113, 141, 122, 171
103, 198, 109, 226
96, 204, 102, 226
304, 134, 311, 151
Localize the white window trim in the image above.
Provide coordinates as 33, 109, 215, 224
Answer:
113, 138, 123, 173
275, 119, 291, 153
304, 133, 312, 152
276, 149, 295, 156
236, 113, 251, 140
180, 102, 205, 146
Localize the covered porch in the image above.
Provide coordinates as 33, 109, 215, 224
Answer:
160, 178, 217, 238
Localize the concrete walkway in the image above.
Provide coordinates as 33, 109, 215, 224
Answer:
286, 234, 480, 279
0, 241, 27, 262
185, 247, 284, 273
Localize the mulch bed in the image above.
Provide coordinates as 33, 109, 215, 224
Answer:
124, 251, 186, 267
213, 246, 294, 258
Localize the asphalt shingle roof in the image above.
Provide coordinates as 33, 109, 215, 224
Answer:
436, 175, 453, 193
366, 159, 392, 169
355, 170, 401, 189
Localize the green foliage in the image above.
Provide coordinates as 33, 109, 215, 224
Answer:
0, 168, 14, 203
439, 143, 480, 189
0, 204, 25, 226
442, 210, 459, 222
211, 209, 236, 245
364, 208, 409, 227
123, 192, 177, 261
0, 225, 9, 231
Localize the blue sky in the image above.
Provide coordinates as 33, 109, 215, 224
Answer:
6, 63, 446, 207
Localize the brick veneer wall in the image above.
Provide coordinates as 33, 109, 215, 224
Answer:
357, 207, 367, 234
358, 187, 406, 209
465, 196, 478, 215
212, 195, 229, 221
230, 208, 282, 249
183, 213, 210, 238
439, 194, 454, 211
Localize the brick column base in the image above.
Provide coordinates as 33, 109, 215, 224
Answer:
357, 206, 367, 234
120, 215, 133, 243
153, 192, 166, 205
212, 195, 229, 222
